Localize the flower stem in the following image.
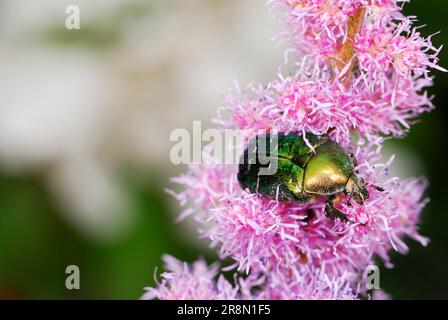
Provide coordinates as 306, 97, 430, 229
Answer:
335, 7, 366, 85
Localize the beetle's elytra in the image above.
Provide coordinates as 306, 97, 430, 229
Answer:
237, 132, 381, 220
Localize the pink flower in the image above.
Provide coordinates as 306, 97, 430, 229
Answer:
268, 0, 403, 57
354, 21, 444, 82
144, 255, 364, 300
165, 143, 428, 283
255, 267, 360, 299
217, 71, 433, 145
145, 0, 441, 300
142, 255, 239, 300
147, 143, 428, 300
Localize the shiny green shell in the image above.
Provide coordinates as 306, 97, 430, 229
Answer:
237, 132, 356, 203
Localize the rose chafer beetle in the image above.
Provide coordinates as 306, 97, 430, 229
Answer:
237, 132, 383, 220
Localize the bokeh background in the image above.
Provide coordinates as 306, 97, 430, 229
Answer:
0, 0, 446, 299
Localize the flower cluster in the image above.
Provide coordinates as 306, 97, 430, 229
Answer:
144, 0, 441, 300
217, 71, 432, 147
271, 0, 401, 56
141, 255, 239, 300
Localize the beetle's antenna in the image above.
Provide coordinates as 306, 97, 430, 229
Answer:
367, 183, 384, 192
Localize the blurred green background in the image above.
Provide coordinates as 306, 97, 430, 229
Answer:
0, 0, 446, 299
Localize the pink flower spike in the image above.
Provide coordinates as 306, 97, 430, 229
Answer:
145, 0, 440, 300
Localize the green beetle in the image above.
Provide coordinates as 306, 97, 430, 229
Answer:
237, 132, 382, 220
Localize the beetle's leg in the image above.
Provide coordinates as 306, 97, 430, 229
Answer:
324, 195, 348, 221
326, 127, 336, 135
349, 152, 359, 173
325, 202, 348, 221
303, 209, 315, 223
346, 194, 352, 207
343, 189, 352, 207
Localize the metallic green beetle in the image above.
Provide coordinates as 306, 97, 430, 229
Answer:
237, 132, 382, 220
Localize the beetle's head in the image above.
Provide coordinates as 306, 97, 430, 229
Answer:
346, 175, 369, 204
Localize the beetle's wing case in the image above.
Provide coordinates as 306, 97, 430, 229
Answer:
277, 132, 327, 167
258, 158, 311, 202
303, 140, 355, 195
237, 133, 312, 203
